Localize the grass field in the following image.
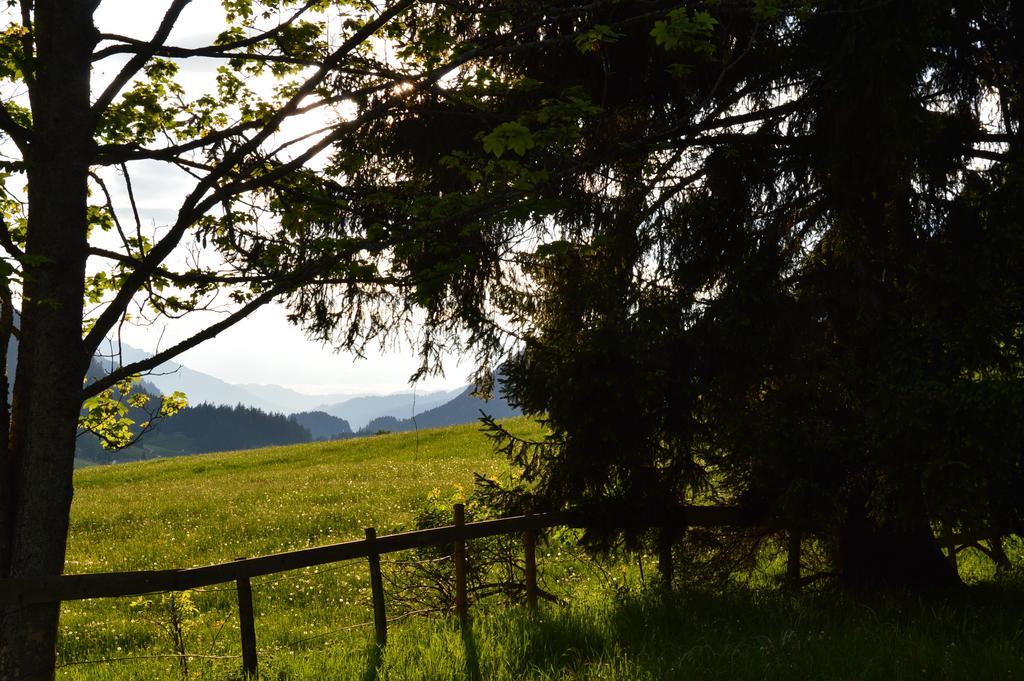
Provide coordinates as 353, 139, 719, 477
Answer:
57, 418, 1024, 680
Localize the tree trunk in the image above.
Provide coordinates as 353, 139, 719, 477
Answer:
836, 504, 958, 591
0, 2, 96, 679
0, 280, 14, 579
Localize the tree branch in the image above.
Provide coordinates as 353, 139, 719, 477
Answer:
0, 213, 24, 261
94, 82, 389, 166
0, 105, 31, 156
969, 148, 1007, 163
82, 285, 282, 400
93, 0, 319, 61
82, 0, 611, 362
90, 0, 193, 119
82, 0, 417, 360
96, 44, 323, 68
637, 99, 806, 150
186, 14, 563, 220
88, 245, 275, 286
88, 171, 136, 257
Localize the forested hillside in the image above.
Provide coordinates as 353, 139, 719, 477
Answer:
289, 410, 354, 440
77, 403, 313, 464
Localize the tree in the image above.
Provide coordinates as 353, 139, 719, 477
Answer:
440, 0, 1024, 589
0, 1, 607, 677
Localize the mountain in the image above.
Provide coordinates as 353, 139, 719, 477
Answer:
317, 388, 464, 430
100, 342, 464, 427
359, 382, 520, 435
5, 320, 507, 465
361, 415, 402, 434
289, 411, 353, 440
99, 342, 295, 413
236, 384, 358, 413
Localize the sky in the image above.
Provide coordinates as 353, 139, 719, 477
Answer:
86, 1, 469, 396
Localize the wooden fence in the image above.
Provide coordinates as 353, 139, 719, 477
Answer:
0, 504, 985, 677
0, 505, 755, 677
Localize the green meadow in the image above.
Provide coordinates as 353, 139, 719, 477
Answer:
57, 419, 1024, 680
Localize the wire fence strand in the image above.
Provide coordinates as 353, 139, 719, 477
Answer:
56, 652, 241, 669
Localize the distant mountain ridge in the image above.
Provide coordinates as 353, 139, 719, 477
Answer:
235, 383, 358, 413
102, 341, 465, 428
318, 388, 464, 430
7, 318, 522, 466
359, 382, 520, 435
100, 343, 307, 413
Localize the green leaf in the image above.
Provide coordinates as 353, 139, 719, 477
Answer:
574, 24, 624, 53
482, 122, 535, 158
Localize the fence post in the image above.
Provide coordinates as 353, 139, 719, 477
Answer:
234, 559, 258, 678
453, 503, 467, 620
365, 527, 387, 647
523, 526, 538, 609
786, 530, 801, 590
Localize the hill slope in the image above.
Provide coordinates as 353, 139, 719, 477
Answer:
62, 418, 543, 677
68, 418, 541, 572
59, 419, 1024, 681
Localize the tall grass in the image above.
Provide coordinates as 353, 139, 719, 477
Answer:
56, 419, 1024, 680
58, 586, 1024, 680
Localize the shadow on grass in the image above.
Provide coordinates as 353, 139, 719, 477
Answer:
361, 640, 384, 681
460, 618, 482, 681
348, 585, 1024, 681
514, 605, 608, 674
507, 584, 1024, 681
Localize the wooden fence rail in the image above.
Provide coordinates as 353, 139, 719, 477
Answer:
0, 511, 561, 606
0, 506, 751, 607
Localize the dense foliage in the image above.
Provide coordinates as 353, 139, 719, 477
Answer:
496, 1, 1024, 587
354, 0, 1024, 588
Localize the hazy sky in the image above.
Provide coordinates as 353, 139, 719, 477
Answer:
89, 1, 468, 395
116, 302, 469, 395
